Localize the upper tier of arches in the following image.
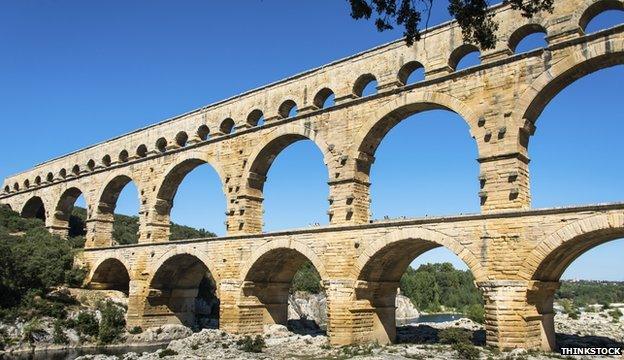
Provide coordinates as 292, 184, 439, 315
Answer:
4, 0, 621, 196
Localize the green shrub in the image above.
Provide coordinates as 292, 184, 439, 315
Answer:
159, 348, 178, 357
609, 309, 622, 322
75, 312, 99, 337
52, 319, 69, 345
237, 335, 266, 353
439, 328, 472, 345
465, 303, 485, 324
97, 300, 126, 344
291, 261, 322, 294
452, 342, 480, 360
22, 318, 45, 343
128, 326, 143, 334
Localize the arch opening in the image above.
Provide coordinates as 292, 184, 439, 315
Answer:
353, 74, 378, 97
580, 0, 624, 33
242, 247, 326, 334
159, 158, 225, 238
55, 187, 88, 240
398, 61, 425, 85
21, 196, 46, 221
356, 237, 483, 345
102, 155, 112, 167
449, 44, 481, 71
136, 144, 148, 158
509, 24, 548, 54
97, 175, 140, 245
360, 106, 478, 219
175, 131, 188, 147
89, 258, 130, 295
247, 109, 265, 127
246, 134, 328, 231
528, 229, 624, 351
220, 118, 235, 134
156, 137, 167, 153
148, 254, 219, 329
196, 125, 210, 141
118, 150, 129, 163
313, 88, 335, 109
278, 100, 298, 119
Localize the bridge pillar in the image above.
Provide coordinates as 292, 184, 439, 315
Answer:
478, 280, 557, 351
126, 279, 150, 328
85, 217, 114, 248
328, 179, 370, 225
478, 152, 530, 212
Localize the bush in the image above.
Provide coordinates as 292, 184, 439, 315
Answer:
22, 318, 45, 344
128, 326, 143, 334
452, 342, 480, 360
291, 261, 322, 294
75, 312, 99, 337
159, 348, 178, 357
439, 328, 472, 345
97, 300, 126, 344
52, 319, 69, 345
609, 309, 622, 322
237, 335, 266, 353
465, 303, 485, 324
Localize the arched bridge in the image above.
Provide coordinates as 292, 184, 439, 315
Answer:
1, 0, 623, 351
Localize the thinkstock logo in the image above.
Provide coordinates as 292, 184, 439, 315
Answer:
560, 347, 623, 356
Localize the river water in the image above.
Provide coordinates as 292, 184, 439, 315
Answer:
1, 343, 167, 360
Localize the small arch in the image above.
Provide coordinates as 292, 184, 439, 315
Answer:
12, 183, 19, 191
197, 125, 210, 140
136, 144, 148, 158
34, 176, 41, 186
87, 159, 96, 171
247, 109, 265, 127
508, 24, 548, 54
449, 44, 481, 71
156, 137, 168, 153
579, 0, 624, 32
88, 258, 130, 295
353, 73, 378, 97
46, 172, 54, 182
118, 150, 129, 163
71, 165, 81, 176
313, 88, 335, 109
102, 155, 112, 167
23, 179, 30, 189
219, 118, 235, 134
398, 61, 425, 85
21, 196, 46, 220
59, 168, 67, 179
175, 131, 188, 147
4, 185, 9, 193
278, 100, 298, 119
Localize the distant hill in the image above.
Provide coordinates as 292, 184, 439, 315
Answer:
69, 207, 216, 245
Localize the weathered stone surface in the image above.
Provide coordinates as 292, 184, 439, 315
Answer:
1, 0, 623, 352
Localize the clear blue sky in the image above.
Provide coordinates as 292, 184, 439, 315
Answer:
1, 2, 622, 280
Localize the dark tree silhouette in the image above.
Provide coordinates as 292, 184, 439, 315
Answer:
348, 0, 554, 48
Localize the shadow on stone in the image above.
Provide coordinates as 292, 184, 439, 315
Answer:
556, 332, 624, 350
287, 319, 327, 337
396, 325, 485, 346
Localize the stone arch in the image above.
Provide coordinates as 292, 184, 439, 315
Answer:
136, 144, 148, 158
21, 195, 46, 220
96, 172, 141, 215
87, 257, 131, 294
448, 44, 481, 71
397, 61, 425, 85
520, 213, 624, 281
508, 23, 548, 53
239, 238, 328, 282
196, 125, 210, 141
518, 35, 624, 126
353, 227, 483, 344
278, 99, 298, 119
313, 87, 335, 109
353, 73, 378, 97
246, 109, 264, 127
242, 123, 332, 196
146, 252, 219, 328
350, 91, 480, 173
52, 186, 88, 236
238, 239, 327, 328
219, 118, 235, 134
578, 0, 624, 32
151, 150, 225, 240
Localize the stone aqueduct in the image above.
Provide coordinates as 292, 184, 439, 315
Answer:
1, 0, 623, 351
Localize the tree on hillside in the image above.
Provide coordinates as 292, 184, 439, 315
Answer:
348, 0, 554, 48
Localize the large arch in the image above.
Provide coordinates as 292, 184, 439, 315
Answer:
52, 186, 87, 236
21, 196, 46, 221
351, 91, 479, 165
517, 213, 624, 351
240, 123, 332, 232
152, 151, 225, 240
146, 253, 219, 328
518, 36, 624, 126
87, 257, 131, 294
239, 240, 327, 329
353, 227, 483, 344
